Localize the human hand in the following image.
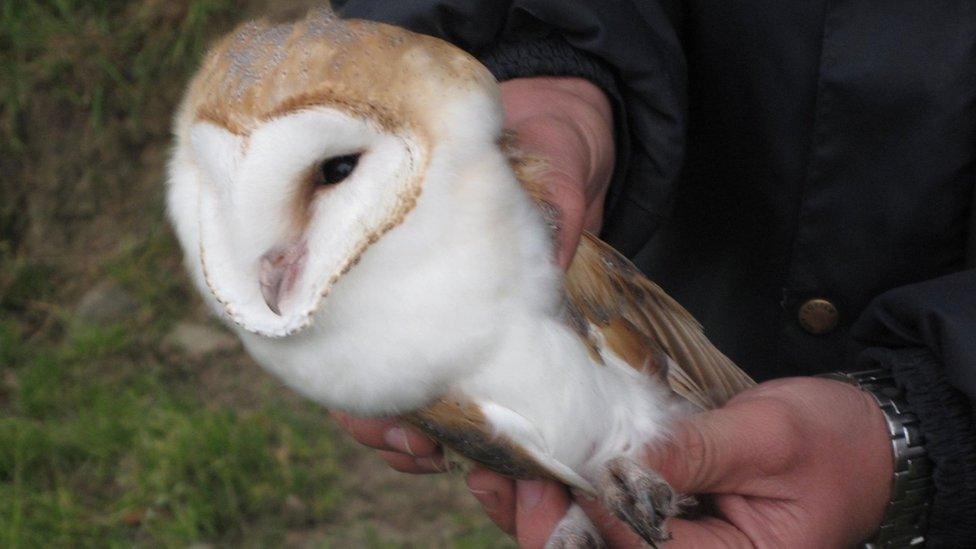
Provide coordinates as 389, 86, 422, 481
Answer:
330, 411, 447, 473
489, 377, 894, 548
332, 76, 615, 475
500, 76, 615, 268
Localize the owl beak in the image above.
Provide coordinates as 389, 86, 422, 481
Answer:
259, 243, 307, 316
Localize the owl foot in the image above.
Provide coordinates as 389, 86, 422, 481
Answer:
599, 457, 681, 547
545, 503, 605, 549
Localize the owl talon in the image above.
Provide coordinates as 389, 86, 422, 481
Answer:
599, 457, 681, 547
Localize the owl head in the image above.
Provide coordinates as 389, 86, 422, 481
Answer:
167, 9, 509, 338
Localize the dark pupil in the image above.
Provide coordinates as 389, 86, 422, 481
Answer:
320, 154, 359, 185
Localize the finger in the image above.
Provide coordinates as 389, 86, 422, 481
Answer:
331, 411, 439, 456
467, 467, 517, 535
543, 174, 586, 269
508, 117, 589, 269
381, 424, 440, 456
582, 191, 607, 234
376, 450, 448, 474
645, 398, 800, 495
499, 78, 614, 270
330, 411, 393, 447
575, 494, 648, 548
514, 479, 571, 549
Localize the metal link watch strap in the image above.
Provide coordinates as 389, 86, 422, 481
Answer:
821, 369, 933, 548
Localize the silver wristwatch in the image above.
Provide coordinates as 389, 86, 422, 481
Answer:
821, 369, 933, 548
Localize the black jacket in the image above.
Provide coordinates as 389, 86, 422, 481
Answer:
336, 1, 976, 544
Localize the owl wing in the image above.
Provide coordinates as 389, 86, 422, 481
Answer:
403, 235, 755, 493
565, 233, 755, 410
404, 143, 755, 487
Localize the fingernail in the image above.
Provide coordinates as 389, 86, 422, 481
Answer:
517, 479, 546, 511
469, 488, 499, 512
383, 427, 414, 456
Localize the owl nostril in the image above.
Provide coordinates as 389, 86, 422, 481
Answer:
258, 243, 307, 316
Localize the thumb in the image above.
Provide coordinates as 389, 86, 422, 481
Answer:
575, 495, 752, 548
500, 78, 613, 271
540, 171, 586, 269
508, 115, 589, 270
646, 399, 796, 495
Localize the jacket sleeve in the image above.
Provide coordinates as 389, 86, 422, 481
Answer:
334, 0, 687, 256
852, 269, 976, 546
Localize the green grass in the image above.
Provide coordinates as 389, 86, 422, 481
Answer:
0, 0, 241, 260
1, 0, 235, 143
0, 312, 347, 547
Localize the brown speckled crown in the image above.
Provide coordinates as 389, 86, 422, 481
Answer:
178, 7, 497, 137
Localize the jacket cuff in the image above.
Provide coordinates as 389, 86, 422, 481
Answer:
479, 35, 619, 97
857, 347, 976, 547
477, 35, 632, 240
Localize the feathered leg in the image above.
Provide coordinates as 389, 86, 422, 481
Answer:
598, 457, 685, 546
545, 503, 605, 549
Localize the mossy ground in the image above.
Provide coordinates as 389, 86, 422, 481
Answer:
0, 2, 511, 547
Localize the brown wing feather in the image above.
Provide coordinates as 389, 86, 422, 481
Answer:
404, 396, 590, 489
507, 139, 754, 408
566, 233, 755, 409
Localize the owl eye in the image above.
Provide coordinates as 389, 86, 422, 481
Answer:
318, 154, 360, 186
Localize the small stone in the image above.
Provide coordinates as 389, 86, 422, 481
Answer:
75, 281, 139, 325
3, 369, 18, 390
0, 370, 16, 408
283, 494, 309, 524
164, 321, 238, 359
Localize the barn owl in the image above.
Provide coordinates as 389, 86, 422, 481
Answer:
167, 8, 754, 547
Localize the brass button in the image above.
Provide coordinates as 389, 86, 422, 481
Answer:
798, 298, 839, 335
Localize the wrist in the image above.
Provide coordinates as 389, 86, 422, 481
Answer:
821, 370, 932, 548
